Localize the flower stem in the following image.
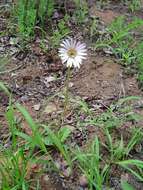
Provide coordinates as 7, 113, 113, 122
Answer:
63, 66, 71, 121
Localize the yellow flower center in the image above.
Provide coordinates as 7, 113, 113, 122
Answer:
67, 48, 77, 58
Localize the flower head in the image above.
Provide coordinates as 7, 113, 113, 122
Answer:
59, 38, 87, 68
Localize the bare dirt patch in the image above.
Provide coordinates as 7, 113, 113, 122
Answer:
90, 8, 120, 25
72, 55, 142, 101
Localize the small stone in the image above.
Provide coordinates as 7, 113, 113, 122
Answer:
43, 175, 50, 182
53, 10, 60, 19
33, 103, 41, 111
20, 95, 29, 102
44, 102, 57, 114
0, 47, 4, 52
69, 82, 74, 88
55, 161, 61, 170
62, 167, 72, 178
121, 173, 129, 181
44, 76, 55, 83
135, 144, 142, 153
79, 175, 88, 187
9, 37, 19, 45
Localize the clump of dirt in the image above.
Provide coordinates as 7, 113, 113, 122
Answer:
0, 91, 9, 106
90, 8, 120, 25
40, 174, 67, 190
124, 77, 142, 96
72, 56, 142, 101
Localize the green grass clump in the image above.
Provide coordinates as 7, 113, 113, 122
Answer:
125, 0, 142, 12
13, 0, 54, 38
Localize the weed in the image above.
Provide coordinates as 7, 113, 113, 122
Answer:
126, 0, 141, 12
74, 129, 143, 189
74, 124, 143, 189
0, 81, 11, 97
104, 127, 143, 161
74, 137, 109, 190
10, 0, 72, 48
0, 147, 30, 189
0, 86, 72, 188
35, 0, 54, 25
117, 159, 143, 181
134, 42, 143, 87
95, 16, 143, 86
50, 16, 70, 48
14, 0, 36, 38
39, 39, 49, 53
42, 125, 72, 167
95, 16, 143, 63
90, 18, 98, 40
121, 180, 135, 190
13, 0, 55, 38
73, 0, 88, 24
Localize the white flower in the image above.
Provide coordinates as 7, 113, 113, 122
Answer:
58, 38, 87, 68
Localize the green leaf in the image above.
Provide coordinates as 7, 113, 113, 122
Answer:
0, 81, 10, 96
42, 125, 71, 167
121, 181, 135, 190
117, 159, 143, 168
118, 96, 141, 104
58, 127, 72, 143
16, 103, 47, 153
117, 159, 143, 181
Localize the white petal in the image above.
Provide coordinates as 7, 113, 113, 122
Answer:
72, 39, 77, 48
77, 55, 86, 60
76, 62, 80, 68
75, 56, 82, 63
59, 53, 67, 58
78, 52, 87, 56
61, 39, 70, 48
78, 48, 87, 52
65, 39, 71, 48
67, 62, 72, 67
59, 48, 66, 53
61, 58, 67, 63
75, 57, 82, 67
60, 55, 69, 63
73, 61, 80, 68
76, 41, 81, 47
60, 42, 67, 48
67, 58, 74, 67
77, 43, 86, 49
77, 48, 86, 53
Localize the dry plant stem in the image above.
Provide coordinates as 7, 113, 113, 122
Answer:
62, 66, 71, 121
0, 64, 24, 74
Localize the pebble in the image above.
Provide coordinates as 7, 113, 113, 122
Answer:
62, 167, 71, 178
79, 175, 88, 187
33, 103, 41, 111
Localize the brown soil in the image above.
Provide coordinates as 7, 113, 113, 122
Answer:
72, 56, 142, 100
40, 174, 67, 190
90, 8, 120, 25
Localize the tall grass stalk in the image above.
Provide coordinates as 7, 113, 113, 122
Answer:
62, 66, 71, 121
